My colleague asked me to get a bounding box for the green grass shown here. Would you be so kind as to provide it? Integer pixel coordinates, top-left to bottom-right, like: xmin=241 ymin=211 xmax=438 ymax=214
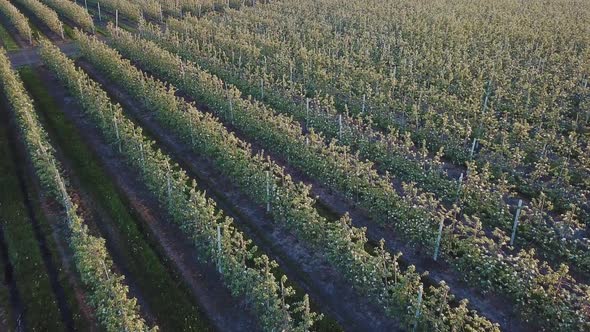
xmin=62 ymin=24 xmax=75 ymax=39
xmin=0 ymin=24 xmax=18 ymax=51
xmin=0 ymin=99 xmax=64 ymax=331
xmin=19 ymin=67 xmax=212 ymax=332
xmin=0 ymin=177 xmax=14 ymax=332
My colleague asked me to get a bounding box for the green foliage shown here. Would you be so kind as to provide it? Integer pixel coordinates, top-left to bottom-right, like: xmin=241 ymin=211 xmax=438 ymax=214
xmin=82 ymin=26 xmax=500 ymax=331
xmin=107 ymin=24 xmax=590 ymax=330
xmin=0 ymin=44 xmax=154 ymax=332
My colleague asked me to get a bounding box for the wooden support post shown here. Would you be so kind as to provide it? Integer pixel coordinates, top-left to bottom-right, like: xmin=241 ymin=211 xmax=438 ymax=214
xmin=217 ymin=225 xmax=222 ymax=273
xmin=433 ymin=219 xmax=444 ymax=261
xmin=113 ymin=116 xmax=121 ymax=153
xmin=139 ymin=142 xmax=145 ymax=170
xmin=455 ymin=172 xmax=464 ymax=202
xmin=59 ymin=22 xmax=64 ymax=39
xmin=97 ymin=2 xmax=101 ymax=21
xmin=305 ymin=98 xmax=310 ymax=128
xmin=167 ymin=170 xmax=172 ymax=204
xmin=101 ymin=260 xmax=110 ymax=281
xmin=229 ymin=98 xmax=233 ymax=124
xmin=338 ymin=114 xmax=343 ymax=141
xmin=510 ymin=199 xmax=523 ymax=246
xmin=78 ymin=79 xmax=84 ymax=101
xmin=469 ymin=138 xmax=477 ymax=159
xmin=412 ymin=285 xmax=424 ymax=332
xmin=189 ymin=111 xmax=195 ymax=146
xmin=362 ymin=94 xmax=366 ymax=113
xmin=266 ymin=171 xmax=271 ymax=212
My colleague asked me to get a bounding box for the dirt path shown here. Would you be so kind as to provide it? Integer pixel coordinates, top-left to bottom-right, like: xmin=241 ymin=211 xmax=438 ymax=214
xmin=77 ymin=59 xmax=402 ymax=331
xmin=7 ymin=41 xmax=77 ymax=67
xmin=0 ymin=224 xmax=24 ymax=332
xmin=0 ymin=103 xmax=24 ymax=332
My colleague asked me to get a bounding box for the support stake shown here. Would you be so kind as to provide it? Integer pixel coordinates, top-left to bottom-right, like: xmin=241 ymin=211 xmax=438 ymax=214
xmin=510 ymin=199 xmax=523 ymax=246
xmin=412 ymin=285 xmax=424 ymax=332
xmin=433 ymin=219 xmax=444 ymax=261
xmin=469 ymin=138 xmax=477 ymax=159
xmin=217 ymin=225 xmax=222 ymax=273
xmin=97 ymin=2 xmax=101 ymax=21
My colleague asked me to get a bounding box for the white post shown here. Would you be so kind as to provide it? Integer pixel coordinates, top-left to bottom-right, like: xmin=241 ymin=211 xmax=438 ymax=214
xmin=469 ymin=138 xmax=477 ymax=159
xmin=266 ymin=171 xmax=271 ymax=212
xmin=97 ymin=2 xmax=101 ymax=21
xmin=412 ymin=285 xmax=424 ymax=332
xmin=101 ymin=260 xmax=110 ymax=280
xmin=229 ymin=98 xmax=233 ymax=124
xmin=139 ymin=142 xmax=145 ymax=171
xmin=338 ymin=114 xmax=343 ymax=141
xmin=59 ymin=21 xmax=64 ymax=39
xmin=84 ymin=0 xmax=88 ymax=11
xmin=510 ymin=199 xmax=523 ymax=246
xmin=216 ymin=225 xmax=222 ymax=273
xmin=78 ymin=79 xmax=84 ymax=102
xmin=482 ymin=81 xmax=491 ymax=114
xmin=167 ymin=170 xmax=172 ymax=204
xmin=455 ymin=172 xmax=464 ymax=201
xmin=305 ymin=98 xmax=310 ymax=128
xmin=189 ymin=111 xmax=195 ymax=146
xmin=53 ymin=160 xmax=70 ymax=223
xmin=113 ymin=116 xmax=121 ymax=153
xmin=433 ymin=219 xmax=444 ymax=261
xmin=115 ymin=9 xmax=119 ymax=30
xmin=362 ymin=94 xmax=366 ymax=113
